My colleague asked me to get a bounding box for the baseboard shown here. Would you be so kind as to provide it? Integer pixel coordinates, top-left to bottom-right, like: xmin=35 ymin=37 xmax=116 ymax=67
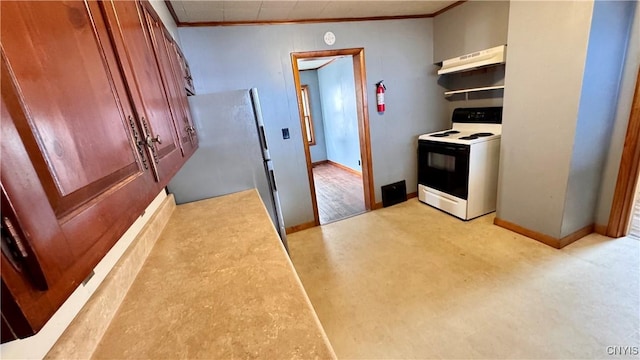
xmin=594 ymin=224 xmax=607 ymax=235
xmin=311 ymin=160 xmax=328 ymax=167
xmin=326 ymin=160 xmax=362 ymax=177
xmin=407 ymin=192 xmax=417 ymax=199
xmin=494 ymin=217 xmax=593 ymax=249
xmin=285 ymin=220 xmax=317 ymax=234
xmin=558 ymin=224 xmax=594 ymax=248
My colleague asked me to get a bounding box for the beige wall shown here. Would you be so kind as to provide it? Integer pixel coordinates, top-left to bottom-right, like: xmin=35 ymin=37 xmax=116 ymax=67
xmin=498 ymin=0 xmax=593 ymax=239
xmin=433 ymin=1 xmax=509 ymax=63
xmin=497 ymin=0 xmax=636 ymax=239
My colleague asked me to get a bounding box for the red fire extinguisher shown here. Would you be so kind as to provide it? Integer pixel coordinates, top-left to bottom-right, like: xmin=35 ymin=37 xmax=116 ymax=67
xmin=376 ymin=80 xmax=386 ymax=113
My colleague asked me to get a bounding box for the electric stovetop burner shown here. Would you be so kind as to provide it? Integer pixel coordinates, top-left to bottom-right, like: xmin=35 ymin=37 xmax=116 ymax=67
xmin=458 ymin=132 xmax=495 ymax=141
xmin=430 ymin=130 xmax=460 ymax=137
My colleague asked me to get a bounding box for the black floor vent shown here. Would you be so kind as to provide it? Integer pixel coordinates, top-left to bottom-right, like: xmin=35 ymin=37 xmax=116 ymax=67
xmin=381 ymin=180 xmax=407 ymax=207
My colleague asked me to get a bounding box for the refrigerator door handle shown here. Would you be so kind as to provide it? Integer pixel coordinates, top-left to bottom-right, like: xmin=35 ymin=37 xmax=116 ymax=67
xmin=269 ymin=169 xmax=277 ymax=192
xmin=259 ymin=125 xmax=268 ymax=151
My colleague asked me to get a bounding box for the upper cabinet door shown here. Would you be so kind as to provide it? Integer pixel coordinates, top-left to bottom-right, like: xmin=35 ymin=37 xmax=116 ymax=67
xmin=175 ymin=44 xmax=196 ymax=96
xmin=100 ymin=0 xmax=183 ymax=182
xmin=167 ymin=39 xmax=199 ymax=153
xmin=1 ymin=0 xmax=158 ymax=333
xmin=1 ymin=1 xmax=149 ymax=217
xmin=140 ymin=1 xmax=198 ymax=155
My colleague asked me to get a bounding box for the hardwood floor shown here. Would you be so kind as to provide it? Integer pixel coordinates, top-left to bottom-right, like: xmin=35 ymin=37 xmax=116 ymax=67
xmin=313 ymin=162 xmax=365 ymax=224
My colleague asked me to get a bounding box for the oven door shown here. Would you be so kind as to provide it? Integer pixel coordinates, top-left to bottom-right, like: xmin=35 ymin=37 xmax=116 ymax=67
xmin=418 ymin=140 xmax=470 ymax=199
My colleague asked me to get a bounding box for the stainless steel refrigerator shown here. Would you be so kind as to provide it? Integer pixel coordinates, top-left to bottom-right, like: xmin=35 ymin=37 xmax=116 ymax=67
xmin=167 ymin=89 xmax=287 ymax=250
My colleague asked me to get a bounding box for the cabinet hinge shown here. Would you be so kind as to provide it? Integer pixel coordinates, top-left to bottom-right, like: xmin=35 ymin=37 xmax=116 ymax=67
xmin=1 ymin=216 xmax=28 ymax=261
xmin=0 ymin=190 xmax=48 ymax=291
xmin=129 ymin=116 xmax=148 ymax=170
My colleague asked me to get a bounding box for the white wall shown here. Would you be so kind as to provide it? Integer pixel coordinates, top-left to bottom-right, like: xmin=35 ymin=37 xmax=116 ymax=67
xmin=178 ymin=19 xmax=447 ymax=227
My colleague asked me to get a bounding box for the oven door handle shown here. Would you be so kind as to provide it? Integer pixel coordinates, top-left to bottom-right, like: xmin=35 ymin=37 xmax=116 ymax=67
xmin=427 ymin=145 xmax=467 ymax=154
xmin=442 ymin=146 xmax=462 ymax=152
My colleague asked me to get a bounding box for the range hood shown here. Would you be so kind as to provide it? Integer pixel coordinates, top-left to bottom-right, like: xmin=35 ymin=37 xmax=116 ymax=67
xmin=438 ymin=45 xmax=507 ymax=75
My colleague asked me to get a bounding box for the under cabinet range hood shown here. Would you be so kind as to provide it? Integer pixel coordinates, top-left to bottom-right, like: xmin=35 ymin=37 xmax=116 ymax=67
xmin=438 ymin=45 xmax=506 ymax=75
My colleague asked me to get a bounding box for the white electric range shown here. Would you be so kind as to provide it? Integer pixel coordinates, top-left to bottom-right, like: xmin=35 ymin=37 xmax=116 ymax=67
xmin=417 ymin=107 xmax=502 ymax=220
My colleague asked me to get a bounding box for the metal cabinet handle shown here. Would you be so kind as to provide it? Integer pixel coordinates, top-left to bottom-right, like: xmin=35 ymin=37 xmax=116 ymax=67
xmin=139 ymin=117 xmax=160 ymax=166
xmin=129 ymin=116 xmax=149 ymax=170
xmin=143 ymin=134 xmax=161 ymax=148
xmin=150 ymin=134 xmax=162 ymax=145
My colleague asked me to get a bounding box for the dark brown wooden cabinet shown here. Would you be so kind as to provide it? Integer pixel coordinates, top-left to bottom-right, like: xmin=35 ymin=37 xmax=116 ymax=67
xmin=0 ymin=0 xmax=196 ymax=342
xmin=100 ymin=0 xmax=185 ymax=182
xmin=140 ymin=1 xmax=198 ymax=156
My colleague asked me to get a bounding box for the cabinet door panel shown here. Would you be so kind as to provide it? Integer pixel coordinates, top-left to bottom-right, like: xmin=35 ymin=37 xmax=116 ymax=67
xmin=167 ymin=35 xmax=199 ymax=151
xmin=145 ymin=4 xmax=198 ymax=155
xmin=1 ymin=1 xmax=145 ymax=217
xmin=100 ymin=0 xmax=183 ymax=182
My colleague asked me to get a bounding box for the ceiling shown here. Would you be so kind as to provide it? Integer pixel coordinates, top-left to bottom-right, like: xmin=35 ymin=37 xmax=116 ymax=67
xmin=168 ymin=1 xmax=461 ymax=24
xmin=297 ymin=56 xmax=342 ymax=71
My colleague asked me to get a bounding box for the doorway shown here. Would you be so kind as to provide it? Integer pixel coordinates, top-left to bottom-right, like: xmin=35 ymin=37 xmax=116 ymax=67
xmin=291 ymin=48 xmax=374 ymax=227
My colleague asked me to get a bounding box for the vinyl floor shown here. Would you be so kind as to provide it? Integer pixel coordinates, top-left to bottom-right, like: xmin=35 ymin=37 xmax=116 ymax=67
xmin=289 ymin=199 xmax=640 ymax=359
xmin=312 ymin=163 xmax=365 ymax=225
xmin=630 ymin=192 xmax=640 ymax=239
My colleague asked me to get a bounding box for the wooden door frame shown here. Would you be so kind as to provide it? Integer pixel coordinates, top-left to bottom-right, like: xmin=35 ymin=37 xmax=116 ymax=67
xmin=607 ymin=69 xmax=640 ymax=237
xmin=291 ymin=48 xmax=374 ymax=227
